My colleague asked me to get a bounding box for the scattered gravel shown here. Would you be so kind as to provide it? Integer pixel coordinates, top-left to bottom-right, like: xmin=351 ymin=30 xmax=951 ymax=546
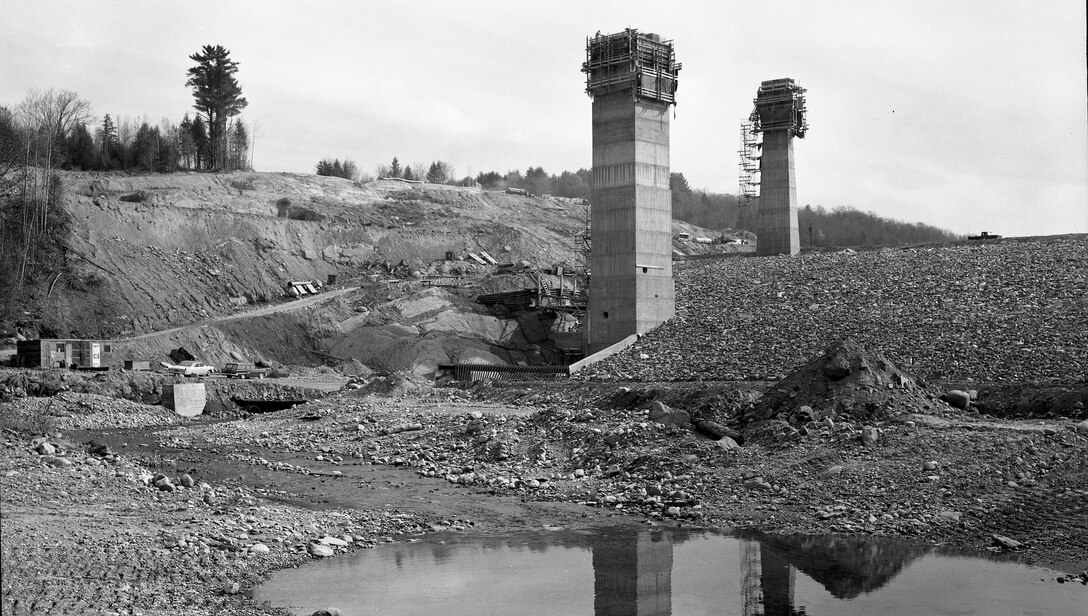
xmin=583 ymin=238 xmax=1088 ymax=383
xmin=4 ymin=237 xmax=1087 ymax=614
xmin=1 ymin=391 xmax=184 ymax=431
xmin=0 ymin=428 xmax=430 ymax=616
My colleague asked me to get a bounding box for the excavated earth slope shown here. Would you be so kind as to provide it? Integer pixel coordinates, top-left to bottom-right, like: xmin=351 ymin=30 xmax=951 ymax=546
xmin=52 ymin=172 xmax=588 ymax=338
xmin=35 ymin=171 xmax=740 ymax=373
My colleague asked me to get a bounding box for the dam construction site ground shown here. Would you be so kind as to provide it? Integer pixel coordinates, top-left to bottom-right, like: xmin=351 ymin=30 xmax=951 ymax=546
xmin=1 ymin=365 xmax=1086 ymax=615
xmin=1 ymin=172 xmax=1086 ymax=614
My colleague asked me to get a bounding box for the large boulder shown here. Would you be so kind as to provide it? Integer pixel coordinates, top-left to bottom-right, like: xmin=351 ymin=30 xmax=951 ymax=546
xmin=308 ymin=543 xmax=335 ymax=558
xmin=648 ymin=401 xmax=691 ymax=426
xmin=694 ymin=420 xmax=744 ymax=445
xmin=941 ymin=390 xmax=971 ymax=410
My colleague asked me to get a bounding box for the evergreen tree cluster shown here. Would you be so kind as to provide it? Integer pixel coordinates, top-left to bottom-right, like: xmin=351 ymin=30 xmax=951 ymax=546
xmin=10 ymin=44 xmax=255 ymax=174
xmin=369 ymin=157 xmax=473 ymax=186
xmin=472 ymin=166 xmax=592 ymax=199
xmin=315 ymin=158 xmax=359 ymax=180
xmin=56 ymin=113 xmax=250 ymax=173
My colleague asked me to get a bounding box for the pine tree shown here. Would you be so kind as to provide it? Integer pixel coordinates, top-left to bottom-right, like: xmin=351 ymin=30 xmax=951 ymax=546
xmin=133 ymin=122 xmax=157 ymax=171
xmin=341 ymin=160 xmax=358 ymax=180
xmin=186 ymin=45 xmax=248 ymax=170
xmin=190 ymin=115 xmax=208 ymax=170
xmin=98 ymin=114 xmax=118 ymax=170
xmin=230 ymin=120 xmax=248 ymax=170
xmin=157 ymin=119 xmax=179 ymax=172
xmin=390 ymin=157 xmax=401 ymax=178
xmin=66 ymin=123 xmax=96 ymax=170
xmin=426 ymin=161 xmax=447 ymax=184
xmin=179 ymin=114 xmax=195 ymax=170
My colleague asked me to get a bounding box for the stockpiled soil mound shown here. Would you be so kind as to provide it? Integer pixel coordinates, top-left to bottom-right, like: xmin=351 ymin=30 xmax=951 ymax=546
xmin=583 ymin=237 xmax=1088 ymax=384
xmin=746 ymin=338 xmax=932 ymax=426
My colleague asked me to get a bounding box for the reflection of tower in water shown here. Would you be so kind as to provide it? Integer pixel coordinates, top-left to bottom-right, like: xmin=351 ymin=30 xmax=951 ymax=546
xmin=590 ymin=530 xmax=808 ymax=616
xmin=593 ymin=530 xmax=673 ymax=616
xmin=741 ymin=538 xmax=807 ymax=616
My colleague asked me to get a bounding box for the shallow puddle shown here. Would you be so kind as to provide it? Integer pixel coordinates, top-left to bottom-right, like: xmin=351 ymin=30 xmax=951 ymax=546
xmin=254 ymin=526 xmax=1084 ymax=615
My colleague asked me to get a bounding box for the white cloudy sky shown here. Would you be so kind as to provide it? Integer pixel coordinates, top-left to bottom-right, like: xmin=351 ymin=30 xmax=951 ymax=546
xmin=3 ymin=0 xmax=1085 ymax=236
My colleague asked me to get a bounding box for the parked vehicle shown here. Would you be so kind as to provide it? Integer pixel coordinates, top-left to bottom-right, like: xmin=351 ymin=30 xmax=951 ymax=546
xmin=222 ymin=362 xmax=269 ymax=379
xmin=165 ymin=361 xmax=215 ymax=377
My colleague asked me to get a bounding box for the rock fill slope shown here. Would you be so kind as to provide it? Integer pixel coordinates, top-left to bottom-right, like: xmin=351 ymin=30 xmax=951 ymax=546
xmin=582 ymin=237 xmax=1088 ymax=384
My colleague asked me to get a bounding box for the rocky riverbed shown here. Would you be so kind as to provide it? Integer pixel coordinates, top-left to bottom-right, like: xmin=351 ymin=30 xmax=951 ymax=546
xmin=2 ymin=356 xmax=1086 ymax=615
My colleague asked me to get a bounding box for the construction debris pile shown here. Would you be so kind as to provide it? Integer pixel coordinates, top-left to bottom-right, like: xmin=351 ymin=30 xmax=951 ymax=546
xmin=741 ymin=338 xmax=930 ymax=427
xmin=581 ymin=238 xmax=1088 ymax=383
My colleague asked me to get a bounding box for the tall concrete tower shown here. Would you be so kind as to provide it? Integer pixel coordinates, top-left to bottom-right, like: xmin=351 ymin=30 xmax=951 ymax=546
xmin=750 ymin=78 xmax=808 ymax=256
xmin=582 ymin=29 xmax=681 ymax=353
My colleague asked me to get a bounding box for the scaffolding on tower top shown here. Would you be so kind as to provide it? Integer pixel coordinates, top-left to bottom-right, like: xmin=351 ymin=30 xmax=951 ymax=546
xmin=749 ymin=78 xmax=808 ymax=138
xmin=583 ymin=29 xmax=681 ymax=104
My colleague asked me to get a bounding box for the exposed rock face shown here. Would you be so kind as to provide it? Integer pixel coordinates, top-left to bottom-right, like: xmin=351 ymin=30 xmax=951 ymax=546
xmin=51 ymin=173 xmax=588 ymax=339
xmin=326 ymin=287 xmax=536 ymax=377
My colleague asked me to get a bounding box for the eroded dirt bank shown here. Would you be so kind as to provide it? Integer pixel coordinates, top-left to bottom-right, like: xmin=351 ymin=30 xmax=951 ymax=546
xmin=2 ymin=372 xmax=1086 ymax=615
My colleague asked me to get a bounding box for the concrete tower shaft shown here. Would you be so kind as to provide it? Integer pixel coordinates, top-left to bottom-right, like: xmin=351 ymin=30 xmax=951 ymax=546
xmin=757 ymin=129 xmax=800 ymax=256
xmin=583 ymin=29 xmax=680 ymax=353
xmin=751 ymin=78 xmax=807 ymax=257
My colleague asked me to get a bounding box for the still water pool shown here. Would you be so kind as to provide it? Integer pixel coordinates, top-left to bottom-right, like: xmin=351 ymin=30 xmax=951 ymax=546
xmin=254 ymin=526 xmax=1084 ymax=615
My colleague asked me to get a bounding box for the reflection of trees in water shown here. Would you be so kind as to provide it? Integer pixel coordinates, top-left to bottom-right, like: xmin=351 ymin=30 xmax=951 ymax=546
xmin=749 ymin=531 xmax=929 ymax=600
xmin=381 ymin=532 xmax=581 ymax=567
xmin=429 ymin=541 xmax=453 ymax=565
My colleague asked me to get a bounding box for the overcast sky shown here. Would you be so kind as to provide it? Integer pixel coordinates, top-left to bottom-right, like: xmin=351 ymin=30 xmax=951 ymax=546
xmin=3 ymin=0 xmax=1086 ymax=236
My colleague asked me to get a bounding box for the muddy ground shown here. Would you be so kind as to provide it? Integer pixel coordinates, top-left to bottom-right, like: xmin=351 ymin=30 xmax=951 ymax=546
xmin=1 ymin=370 xmax=1086 ymax=615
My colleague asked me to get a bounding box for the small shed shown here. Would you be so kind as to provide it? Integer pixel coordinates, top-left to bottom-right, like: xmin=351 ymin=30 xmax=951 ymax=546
xmin=16 ymin=339 xmax=115 ymax=369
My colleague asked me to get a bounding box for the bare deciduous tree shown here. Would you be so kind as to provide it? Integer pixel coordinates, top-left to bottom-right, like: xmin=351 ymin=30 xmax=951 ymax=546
xmin=2 ymin=90 xmax=86 ymax=324
xmin=18 ymin=89 xmax=93 ymax=153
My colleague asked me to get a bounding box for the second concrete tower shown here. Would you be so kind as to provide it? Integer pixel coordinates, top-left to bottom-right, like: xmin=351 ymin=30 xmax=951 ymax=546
xmin=751 ymin=78 xmax=808 ymax=256
xmin=582 ymin=29 xmax=681 ymax=353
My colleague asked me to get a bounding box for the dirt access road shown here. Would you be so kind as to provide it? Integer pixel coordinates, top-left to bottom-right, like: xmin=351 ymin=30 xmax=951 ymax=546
xmin=124 ymin=286 xmax=360 ymax=344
